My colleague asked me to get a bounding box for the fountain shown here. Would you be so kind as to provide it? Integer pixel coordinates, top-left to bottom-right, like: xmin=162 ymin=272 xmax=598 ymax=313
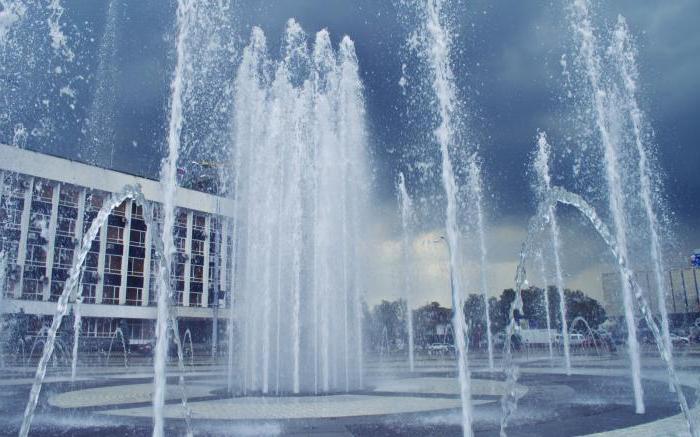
xmin=1 ymin=1 xmax=698 ymax=436
xmin=466 ymin=156 xmax=495 ymax=371
xmin=419 ymin=0 xmax=474 ymax=434
xmin=569 ymin=316 xmax=600 ymax=356
xmin=18 ymin=187 xmax=140 ymax=437
xmin=535 ymin=250 xmax=554 ymax=360
xmin=570 ymin=0 xmax=644 ymax=413
xmin=609 ymin=13 xmax=675 ymax=389
xmin=183 ymin=328 xmax=194 ymax=367
xmin=105 ymin=327 xmax=128 ymax=368
xmin=533 ymin=132 xmax=571 ymax=375
xmin=229 ymin=20 xmax=367 ymax=395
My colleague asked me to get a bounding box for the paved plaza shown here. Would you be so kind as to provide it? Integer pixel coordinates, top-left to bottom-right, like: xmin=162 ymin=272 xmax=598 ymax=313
xmin=1 ymin=349 xmax=699 ymax=436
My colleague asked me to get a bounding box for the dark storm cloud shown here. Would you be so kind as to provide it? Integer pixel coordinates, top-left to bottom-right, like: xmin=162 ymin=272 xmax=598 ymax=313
xmin=2 ymin=0 xmax=698 ymax=298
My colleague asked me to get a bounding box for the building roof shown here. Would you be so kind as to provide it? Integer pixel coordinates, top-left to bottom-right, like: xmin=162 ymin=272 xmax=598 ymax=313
xmin=0 ymin=143 xmax=234 ymax=216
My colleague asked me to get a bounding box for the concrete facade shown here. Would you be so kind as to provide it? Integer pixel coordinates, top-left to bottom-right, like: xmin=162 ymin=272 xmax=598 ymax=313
xmin=0 ymin=144 xmax=234 ymax=344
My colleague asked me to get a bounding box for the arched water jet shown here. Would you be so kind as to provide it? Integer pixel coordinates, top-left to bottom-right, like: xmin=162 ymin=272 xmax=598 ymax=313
xmin=499 ymin=185 xmax=698 ymax=437
xmin=19 ymin=186 xmax=144 ymax=437
xmin=569 ymin=316 xmax=600 ymax=356
xmin=106 ymin=327 xmax=128 ymax=368
xmin=19 ymin=184 xmax=193 ymax=437
xmin=183 ymin=328 xmax=194 ymax=367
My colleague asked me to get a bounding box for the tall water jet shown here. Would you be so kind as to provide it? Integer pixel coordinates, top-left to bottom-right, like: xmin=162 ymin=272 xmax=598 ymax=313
xmin=153 ymin=0 xmax=193 ymax=434
xmin=421 ymin=0 xmax=473 ymax=434
xmin=609 ymin=14 xmax=674 ymax=388
xmin=466 ymin=156 xmax=494 ymax=371
xmin=231 ymin=20 xmax=367 ymax=395
xmin=0 ymin=0 xmax=26 ymax=45
xmin=570 ymin=0 xmax=643 ymax=413
xmin=536 ymin=250 xmax=554 ymax=360
xmin=397 ymin=172 xmax=415 ymax=372
xmin=533 ymin=132 xmax=570 ymax=374
xmin=83 ymin=0 xmax=118 ymax=166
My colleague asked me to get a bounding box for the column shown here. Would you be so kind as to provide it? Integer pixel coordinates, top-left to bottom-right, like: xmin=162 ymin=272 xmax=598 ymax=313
xmin=15 ymin=176 xmax=33 ymax=298
xmin=95 ymin=211 xmax=108 ymax=304
xmin=219 ymin=217 xmax=228 ymax=302
xmin=201 ymin=215 xmax=211 ymax=308
xmin=43 ymin=183 xmax=60 ymax=301
xmin=142 ymin=203 xmax=153 ymax=307
xmin=71 ymin=188 xmax=86 ymax=301
xmin=183 ymin=211 xmax=193 ymax=307
xmin=118 ymin=199 xmax=132 ymax=305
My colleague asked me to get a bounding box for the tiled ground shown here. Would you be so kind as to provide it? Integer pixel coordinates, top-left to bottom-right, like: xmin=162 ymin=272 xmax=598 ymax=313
xmin=4 ymin=348 xmax=699 ymax=436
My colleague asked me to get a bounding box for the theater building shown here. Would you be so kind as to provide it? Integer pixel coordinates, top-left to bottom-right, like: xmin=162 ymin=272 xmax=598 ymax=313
xmin=0 ymin=143 xmax=234 ymax=351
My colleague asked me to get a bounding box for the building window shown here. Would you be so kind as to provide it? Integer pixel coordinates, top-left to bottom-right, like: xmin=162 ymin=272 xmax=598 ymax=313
xmin=175 ymin=236 xmax=186 ymax=252
xmin=50 ymin=280 xmax=65 ymax=302
xmin=84 ymin=251 xmax=99 ymax=272
xmin=191 ymin=239 xmax=204 ymax=255
xmin=105 ymin=254 xmax=122 ymax=274
xmin=128 ymin=257 xmax=144 ymax=276
xmin=29 ymin=213 xmax=50 ymax=233
xmin=176 ymin=211 xmax=187 ymax=227
xmin=193 ymin=214 xmax=206 ymax=231
xmin=26 ymin=243 xmax=47 ymax=266
xmin=190 ymin=291 xmax=202 ymax=307
xmin=125 ymin=287 xmax=142 ymax=305
xmin=102 ymin=285 xmax=119 ymax=304
xmin=173 ymin=262 xmax=186 ymax=280
xmin=191 ymin=265 xmax=204 ymax=283
xmin=1 ymin=202 xmax=23 ymax=229
xmin=107 ymin=225 xmax=124 ymax=244
xmin=56 ymin=216 xmax=76 ymax=236
xmin=6 ymin=175 xmax=30 ymax=197
xmin=22 ymin=278 xmax=42 ymax=300
xmin=59 ymin=186 xmax=80 ymax=207
xmin=112 ymin=201 xmax=127 ymax=217
xmin=130 ymin=229 xmax=146 ymax=247
xmin=87 ymin=193 xmax=104 ymax=212
xmin=54 ymin=247 xmax=74 ymax=268
xmin=32 ymin=181 xmax=53 ymax=203
xmin=132 ymin=204 xmax=144 ymax=220
xmin=5 ymin=240 xmax=20 ymax=263
xmin=81 ymin=283 xmax=96 ymax=304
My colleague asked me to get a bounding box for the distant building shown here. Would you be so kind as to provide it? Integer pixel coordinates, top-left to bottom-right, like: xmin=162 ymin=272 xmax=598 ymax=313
xmin=602 ymin=267 xmax=700 ymax=318
xmin=0 ymin=144 xmax=234 ymax=348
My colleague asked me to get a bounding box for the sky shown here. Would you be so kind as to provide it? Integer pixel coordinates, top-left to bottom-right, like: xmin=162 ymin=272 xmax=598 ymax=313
xmin=1 ymin=0 xmax=698 ymax=308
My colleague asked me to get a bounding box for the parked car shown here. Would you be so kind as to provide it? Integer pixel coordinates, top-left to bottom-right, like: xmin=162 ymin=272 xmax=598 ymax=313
xmin=669 ymin=333 xmax=690 ymax=346
xmin=427 ymin=343 xmax=455 ymax=355
xmin=554 ymin=333 xmax=585 ymax=346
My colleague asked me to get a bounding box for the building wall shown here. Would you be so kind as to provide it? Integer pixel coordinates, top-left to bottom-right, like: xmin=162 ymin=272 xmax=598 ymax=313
xmin=0 ymin=145 xmax=235 ymax=335
xmin=602 ymin=267 xmax=700 ymax=317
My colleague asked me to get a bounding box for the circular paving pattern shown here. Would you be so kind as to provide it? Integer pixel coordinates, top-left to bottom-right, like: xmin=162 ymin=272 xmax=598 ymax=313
xmin=1 ymin=355 xmax=698 ymax=436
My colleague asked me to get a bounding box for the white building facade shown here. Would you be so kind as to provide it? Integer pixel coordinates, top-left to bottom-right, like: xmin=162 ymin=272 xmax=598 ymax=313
xmin=0 ymin=144 xmax=234 ymax=347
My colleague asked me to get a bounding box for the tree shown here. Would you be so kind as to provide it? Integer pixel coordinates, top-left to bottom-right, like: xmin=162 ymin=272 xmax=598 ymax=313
xmin=491 ymin=286 xmax=606 ymax=332
xmin=414 ymin=301 xmax=451 ymax=346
